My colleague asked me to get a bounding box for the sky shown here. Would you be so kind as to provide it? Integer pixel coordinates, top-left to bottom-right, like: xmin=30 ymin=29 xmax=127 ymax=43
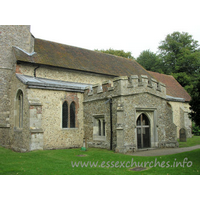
xmin=2 ymin=0 xmax=200 ymax=58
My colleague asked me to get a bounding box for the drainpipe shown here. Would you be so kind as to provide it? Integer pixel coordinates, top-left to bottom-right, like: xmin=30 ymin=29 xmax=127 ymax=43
xmin=34 ymin=65 xmax=40 ymax=77
xmin=109 ymin=98 xmax=113 ymax=150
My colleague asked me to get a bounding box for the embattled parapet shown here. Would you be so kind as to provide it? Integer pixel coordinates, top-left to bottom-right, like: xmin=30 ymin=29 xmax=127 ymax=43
xmin=84 ymin=75 xmax=166 ymax=101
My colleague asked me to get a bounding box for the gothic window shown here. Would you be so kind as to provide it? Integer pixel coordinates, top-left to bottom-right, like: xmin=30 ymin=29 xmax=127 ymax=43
xmin=62 ymin=101 xmax=68 ymax=128
xmin=15 ymin=90 xmax=23 ymax=128
xmin=98 ymin=119 xmax=101 ymax=136
xmin=70 ymin=101 xmax=76 ymax=128
xmin=62 ymin=101 xmax=76 ymax=128
xmin=98 ymin=118 xmax=105 ymax=136
xmin=93 ymin=115 xmax=106 ymax=140
xmin=103 ymin=119 xmax=106 ymax=136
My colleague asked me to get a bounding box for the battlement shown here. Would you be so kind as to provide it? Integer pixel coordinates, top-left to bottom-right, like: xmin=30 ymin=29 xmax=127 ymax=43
xmin=84 ymin=75 xmax=166 ymax=101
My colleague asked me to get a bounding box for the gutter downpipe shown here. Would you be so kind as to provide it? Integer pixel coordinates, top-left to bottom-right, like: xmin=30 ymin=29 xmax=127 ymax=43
xmin=109 ymin=98 xmax=113 ymax=150
xmin=34 ymin=65 xmax=40 ymax=77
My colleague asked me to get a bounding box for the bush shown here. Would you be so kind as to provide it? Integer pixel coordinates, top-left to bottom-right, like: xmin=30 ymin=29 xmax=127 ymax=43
xmin=192 ymin=123 xmax=200 ymax=136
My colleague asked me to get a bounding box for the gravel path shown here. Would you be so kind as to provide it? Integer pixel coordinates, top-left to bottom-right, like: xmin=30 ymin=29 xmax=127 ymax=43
xmin=127 ymin=145 xmax=200 ymax=156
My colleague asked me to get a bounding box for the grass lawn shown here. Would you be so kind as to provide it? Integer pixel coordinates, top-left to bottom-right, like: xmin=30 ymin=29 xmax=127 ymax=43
xmin=178 ymin=136 xmax=200 ymax=147
xmin=0 ymin=145 xmax=199 ymax=175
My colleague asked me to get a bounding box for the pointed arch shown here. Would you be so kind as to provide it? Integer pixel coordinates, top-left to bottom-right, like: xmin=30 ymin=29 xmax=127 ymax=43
xmin=62 ymin=101 xmax=68 ymax=128
xmin=15 ymin=89 xmax=23 ymax=128
xmin=136 ymin=113 xmax=150 ymax=126
xmin=136 ymin=113 xmax=150 ymax=148
xmin=70 ymin=101 xmax=76 ymax=128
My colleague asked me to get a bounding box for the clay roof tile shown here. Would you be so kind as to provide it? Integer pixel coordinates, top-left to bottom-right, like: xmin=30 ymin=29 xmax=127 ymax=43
xmin=148 ymin=71 xmax=191 ymax=102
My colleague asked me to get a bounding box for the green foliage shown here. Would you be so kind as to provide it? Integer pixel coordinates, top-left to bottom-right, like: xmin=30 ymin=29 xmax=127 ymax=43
xmin=172 ymin=72 xmax=192 ymax=87
xmin=95 ymin=48 xmax=135 ymax=59
xmin=135 ymin=32 xmax=200 ymax=96
xmin=192 ymin=123 xmax=200 ymax=136
xmin=136 ymin=50 xmax=163 ymax=73
xmin=189 ymin=78 xmax=200 ymax=127
xmin=158 ymin=31 xmax=200 ymax=75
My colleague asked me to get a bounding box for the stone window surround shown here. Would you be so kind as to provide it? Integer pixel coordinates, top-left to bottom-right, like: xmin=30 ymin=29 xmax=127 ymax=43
xmin=61 ymin=99 xmax=78 ymax=129
xmin=93 ymin=114 xmax=106 ymax=141
xmin=98 ymin=118 xmax=105 ymax=136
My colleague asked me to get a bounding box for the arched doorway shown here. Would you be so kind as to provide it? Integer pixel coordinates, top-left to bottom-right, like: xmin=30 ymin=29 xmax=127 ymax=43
xmin=136 ymin=113 xmax=150 ymax=149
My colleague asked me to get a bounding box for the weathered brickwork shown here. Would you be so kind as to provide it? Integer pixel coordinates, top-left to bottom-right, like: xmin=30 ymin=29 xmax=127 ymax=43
xmin=84 ymin=76 xmax=178 ymax=153
xmin=27 ymin=88 xmax=84 ymax=150
xmin=6 ymin=74 xmax=85 ymax=151
xmin=83 ymin=98 xmax=117 ymax=150
xmin=29 ymin=103 xmax=43 ymax=151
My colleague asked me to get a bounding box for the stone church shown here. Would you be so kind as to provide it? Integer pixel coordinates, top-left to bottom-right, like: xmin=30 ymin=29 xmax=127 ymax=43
xmin=0 ymin=25 xmax=192 ymax=153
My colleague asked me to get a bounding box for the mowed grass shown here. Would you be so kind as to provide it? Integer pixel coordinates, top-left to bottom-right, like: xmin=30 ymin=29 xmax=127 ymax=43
xmin=178 ymin=136 xmax=200 ymax=148
xmin=0 ymin=146 xmax=200 ymax=175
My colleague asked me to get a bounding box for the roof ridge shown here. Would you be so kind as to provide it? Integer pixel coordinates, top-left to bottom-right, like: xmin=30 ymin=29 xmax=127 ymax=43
xmin=35 ymin=38 xmax=94 ymax=52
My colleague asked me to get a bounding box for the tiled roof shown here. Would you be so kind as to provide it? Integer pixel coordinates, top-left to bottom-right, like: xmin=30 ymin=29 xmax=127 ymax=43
xmin=148 ymin=71 xmax=191 ymax=102
xmin=13 ymin=38 xmax=191 ymax=101
xmin=13 ymin=38 xmax=153 ymax=78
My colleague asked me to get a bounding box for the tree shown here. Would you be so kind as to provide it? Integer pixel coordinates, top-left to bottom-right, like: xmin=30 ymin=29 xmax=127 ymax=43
xmin=136 ymin=50 xmax=163 ymax=73
xmin=95 ymin=48 xmax=134 ymax=59
xmin=189 ymin=78 xmax=200 ymax=127
xmin=158 ymin=32 xmax=200 ymax=75
xmin=158 ymin=32 xmax=200 ymax=94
